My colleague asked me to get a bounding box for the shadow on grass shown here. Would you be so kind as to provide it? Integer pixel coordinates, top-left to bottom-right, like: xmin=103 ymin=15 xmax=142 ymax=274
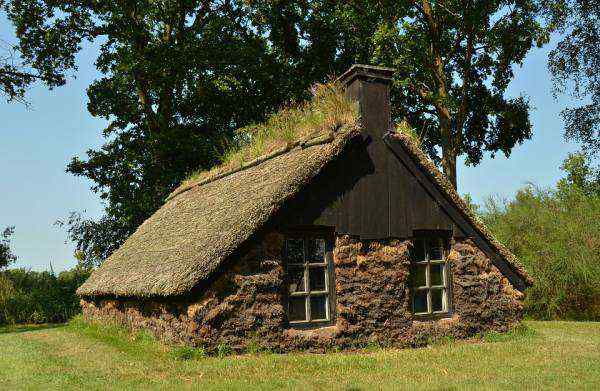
xmin=0 ymin=323 xmax=66 ymax=335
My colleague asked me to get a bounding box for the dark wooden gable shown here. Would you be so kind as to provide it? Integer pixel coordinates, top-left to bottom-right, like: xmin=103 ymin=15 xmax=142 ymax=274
xmin=276 ymin=133 xmax=459 ymax=239
xmin=275 ymin=65 xmax=460 ymax=239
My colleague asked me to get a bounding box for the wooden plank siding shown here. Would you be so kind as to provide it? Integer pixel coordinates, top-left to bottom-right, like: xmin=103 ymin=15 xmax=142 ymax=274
xmin=276 ymin=136 xmax=457 ymax=240
xmin=271 ymin=65 xmax=527 ymax=291
xmin=275 ymin=65 xmax=457 ymax=240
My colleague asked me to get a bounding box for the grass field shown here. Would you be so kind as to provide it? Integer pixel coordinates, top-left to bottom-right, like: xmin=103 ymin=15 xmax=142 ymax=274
xmin=0 ymin=320 xmax=599 ymax=390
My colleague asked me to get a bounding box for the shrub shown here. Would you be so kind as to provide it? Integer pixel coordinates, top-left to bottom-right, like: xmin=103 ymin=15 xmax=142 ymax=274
xmin=481 ymin=155 xmax=600 ymax=320
xmin=0 ymin=266 xmax=90 ymax=325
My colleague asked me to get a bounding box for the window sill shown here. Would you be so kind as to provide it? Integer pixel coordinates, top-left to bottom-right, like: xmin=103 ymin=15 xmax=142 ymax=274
xmin=284 ymin=324 xmax=338 ymax=339
xmin=412 ymin=312 xmax=454 ymax=322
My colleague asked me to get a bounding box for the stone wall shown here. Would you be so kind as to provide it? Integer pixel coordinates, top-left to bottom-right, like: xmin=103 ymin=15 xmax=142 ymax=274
xmin=81 ymin=233 xmax=523 ymax=354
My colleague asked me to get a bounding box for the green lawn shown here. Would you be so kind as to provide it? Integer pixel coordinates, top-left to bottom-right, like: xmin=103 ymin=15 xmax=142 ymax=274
xmin=0 ymin=320 xmax=599 ymax=390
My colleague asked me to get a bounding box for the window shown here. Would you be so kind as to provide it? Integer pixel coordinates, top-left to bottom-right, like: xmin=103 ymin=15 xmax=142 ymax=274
xmin=410 ymin=235 xmax=451 ymax=317
xmin=284 ymin=234 xmax=335 ymax=326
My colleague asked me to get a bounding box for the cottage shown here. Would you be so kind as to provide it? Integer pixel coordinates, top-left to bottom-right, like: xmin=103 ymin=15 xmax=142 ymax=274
xmin=77 ymin=65 xmax=531 ymax=353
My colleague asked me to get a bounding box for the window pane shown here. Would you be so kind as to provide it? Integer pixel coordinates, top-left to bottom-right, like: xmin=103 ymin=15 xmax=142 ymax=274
xmin=413 ymin=290 xmax=428 ymax=314
xmin=430 ymin=263 xmax=444 ymax=286
xmin=286 ymin=239 xmax=304 ymax=263
xmin=289 ymin=297 xmax=307 ymax=321
xmin=412 ymin=265 xmax=427 ymax=287
xmin=309 ymin=266 xmax=327 ymax=291
xmin=428 ymin=238 xmax=444 ymax=261
xmin=307 ymin=238 xmax=326 ymax=262
xmin=411 ymin=239 xmax=426 ymax=262
xmin=431 ymin=289 xmax=444 ymax=312
xmin=288 ymin=266 xmax=306 ymax=293
xmin=310 ymin=296 xmax=328 ymax=320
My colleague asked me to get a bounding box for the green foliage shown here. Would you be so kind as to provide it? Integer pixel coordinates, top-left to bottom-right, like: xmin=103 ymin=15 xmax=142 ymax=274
xmin=483 ymin=323 xmax=536 ymax=343
xmin=68 ymin=315 xmax=165 ymax=360
xmin=548 ymin=1 xmax=600 ymax=158
xmin=0 ymin=22 xmax=61 ymax=104
xmin=461 ymin=193 xmax=480 ymax=214
xmin=70 ymin=316 xmax=206 ymax=361
xmin=559 ymin=152 xmax=600 ymax=196
xmin=482 ymin=154 xmax=600 ymax=320
xmin=170 ymin=346 xmax=206 ymax=361
xmin=368 ymin=0 xmax=559 ymax=185
xmin=0 ymin=266 xmax=90 ymax=325
xmin=216 ymin=342 xmax=233 ymax=358
xmin=395 ymin=119 xmax=422 ymax=148
xmin=0 ymin=226 xmax=16 ymax=269
xmin=431 ymin=335 xmax=456 ymax=347
xmin=4 ymin=1 xmax=562 ymax=263
xmin=363 ymin=339 xmax=382 ymax=353
xmin=3 ymin=0 xmax=309 ymax=266
xmin=245 ymin=338 xmax=262 ymax=355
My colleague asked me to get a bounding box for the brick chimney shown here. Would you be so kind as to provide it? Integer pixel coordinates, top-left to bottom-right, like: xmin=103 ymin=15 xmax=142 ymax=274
xmin=338 ymin=64 xmax=395 ymax=140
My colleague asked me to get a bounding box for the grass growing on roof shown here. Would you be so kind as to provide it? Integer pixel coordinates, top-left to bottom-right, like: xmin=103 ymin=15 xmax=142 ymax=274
xmin=183 ymin=81 xmax=359 ymax=187
xmin=395 ymin=119 xmax=423 ymax=148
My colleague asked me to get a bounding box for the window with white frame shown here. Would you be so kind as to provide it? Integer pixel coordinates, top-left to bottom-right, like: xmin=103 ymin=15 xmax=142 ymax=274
xmin=410 ymin=235 xmax=451 ymax=316
xmin=284 ymin=234 xmax=334 ymax=325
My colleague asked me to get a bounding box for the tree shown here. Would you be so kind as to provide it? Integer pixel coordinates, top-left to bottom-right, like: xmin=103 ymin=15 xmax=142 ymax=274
xmin=482 ymin=153 xmax=600 ymax=320
xmin=0 ymin=1 xmax=69 ymax=103
xmin=249 ymin=1 xmax=560 ymax=188
xmin=0 ymin=35 xmax=35 ymax=103
xmin=548 ymin=0 xmax=600 ymax=158
xmin=558 ymin=152 xmax=600 ymax=196
xmin=0 ymin=226 xmax=16 ymax=269
xmin=6 ymin=1 xmax=559 ymax=264
xmin=372 ymin=1 xmax=561 ymax=188
xmin=5 ymin=1 xmax=300 ymax=264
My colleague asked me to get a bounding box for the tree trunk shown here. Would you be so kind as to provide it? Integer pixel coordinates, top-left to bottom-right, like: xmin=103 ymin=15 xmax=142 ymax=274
xmin=420 ymin=0 xmax=459 ymax=190
xmin=441 ymin=146 xmax=458 ymax=190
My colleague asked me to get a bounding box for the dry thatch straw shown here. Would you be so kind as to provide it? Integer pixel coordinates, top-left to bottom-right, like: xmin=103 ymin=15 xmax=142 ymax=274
xmin=78 ymin=124 xmax=361 ymax=298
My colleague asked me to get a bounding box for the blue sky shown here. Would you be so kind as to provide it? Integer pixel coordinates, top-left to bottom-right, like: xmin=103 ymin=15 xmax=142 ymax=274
xmin=0 ymin=19 xmax=580 ymax=272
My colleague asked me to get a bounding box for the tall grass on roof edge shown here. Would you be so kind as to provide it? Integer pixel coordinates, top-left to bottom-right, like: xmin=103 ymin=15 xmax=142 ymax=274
xmin=395 ymin=119 xmax=423 ymax=148
xmin=183 ymin=81 xmax=359 ymax=187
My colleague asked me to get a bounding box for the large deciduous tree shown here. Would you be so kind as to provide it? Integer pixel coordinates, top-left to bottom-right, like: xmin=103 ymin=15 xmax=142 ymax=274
xmin=370 ymin=0 xmax=559 ymax=187
xmin=548 ymin=0 xmax=600 ymax=158
xmin=5 ymin=0 xmax=559 ymax=264
xmin=0 ymin=0 xmax=67 ymax=103
xmin=5 ymin=1 xmax=296 ymax=264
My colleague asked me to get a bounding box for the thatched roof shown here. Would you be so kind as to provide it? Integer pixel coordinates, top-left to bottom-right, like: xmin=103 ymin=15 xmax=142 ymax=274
xmin=78 ymin=122 xmax=531 ymax=298
xmin=77 ymin=126 xmax=361 ymax=297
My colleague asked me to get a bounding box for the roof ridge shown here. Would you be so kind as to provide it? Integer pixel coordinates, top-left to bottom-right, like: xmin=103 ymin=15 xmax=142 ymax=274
xmin=166 ymin=130 xmax=338 ymax=202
